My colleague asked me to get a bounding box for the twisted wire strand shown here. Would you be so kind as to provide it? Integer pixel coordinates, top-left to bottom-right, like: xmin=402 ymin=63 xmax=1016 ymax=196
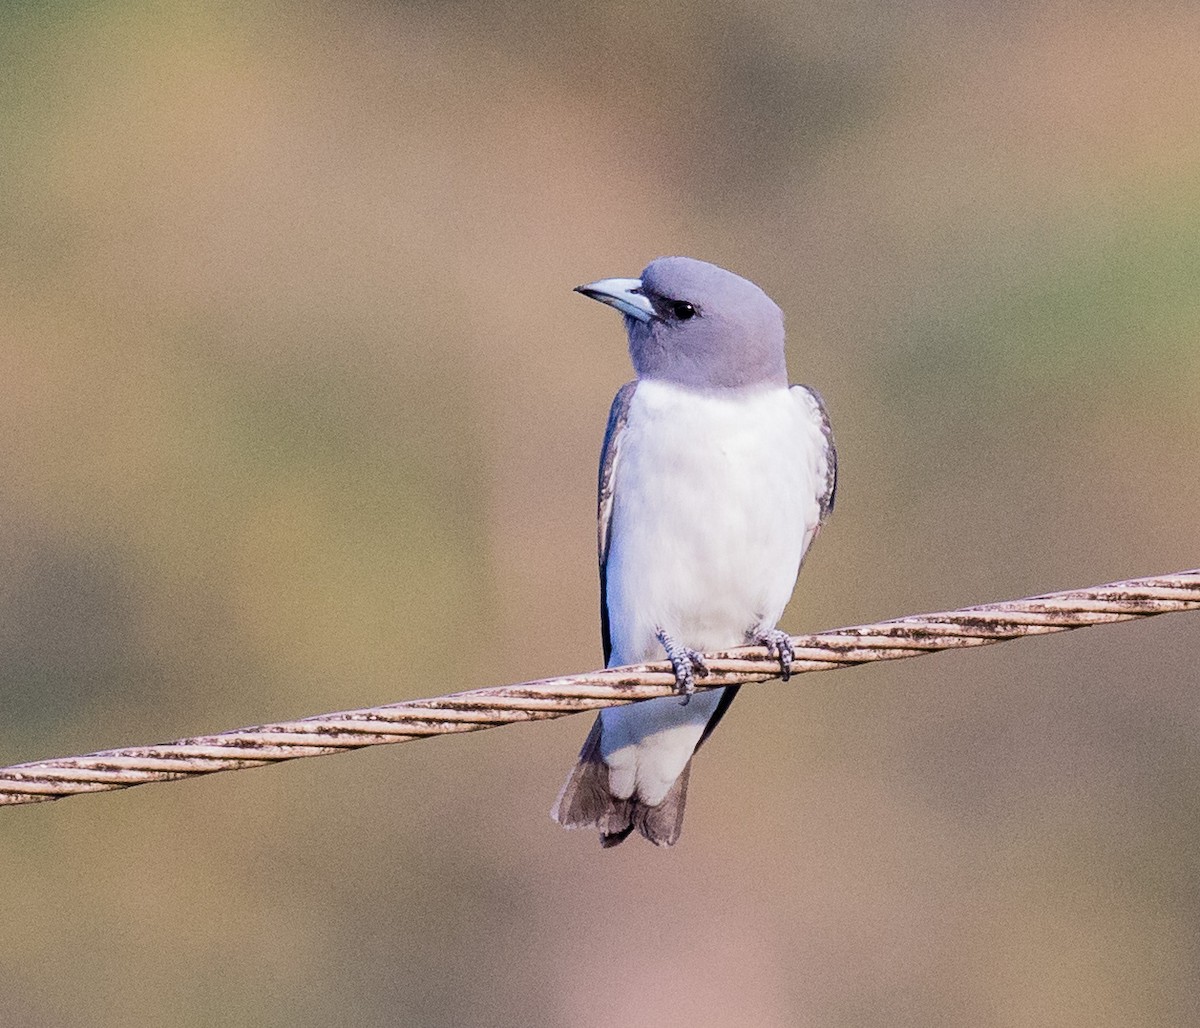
xmin=3 ymin=569 xmax=1197 ymax=807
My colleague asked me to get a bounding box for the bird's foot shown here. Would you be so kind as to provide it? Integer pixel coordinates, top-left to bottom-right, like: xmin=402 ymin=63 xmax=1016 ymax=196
xmin=656 ymin=628 xmax=709 ymax=706
xmin=749 ymin=626 xmax=795 ymax=681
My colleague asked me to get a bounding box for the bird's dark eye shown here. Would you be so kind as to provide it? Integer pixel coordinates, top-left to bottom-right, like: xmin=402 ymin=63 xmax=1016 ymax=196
xmin=672 ymin=301 xmax=697 ymax=320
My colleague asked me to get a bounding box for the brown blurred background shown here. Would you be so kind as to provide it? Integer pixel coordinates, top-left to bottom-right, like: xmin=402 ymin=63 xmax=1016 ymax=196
xmin=2 ymin=1 xmax=1199 ymax=1024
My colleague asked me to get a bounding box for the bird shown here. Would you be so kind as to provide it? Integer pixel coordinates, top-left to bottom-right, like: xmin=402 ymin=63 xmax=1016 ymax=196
xmin=551 ymin=256 xmax=837 ymax=848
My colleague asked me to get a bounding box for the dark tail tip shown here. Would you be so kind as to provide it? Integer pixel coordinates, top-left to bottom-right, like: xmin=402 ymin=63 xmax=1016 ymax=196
xmin=551 ymin=716 xmax=692 ymax=848
xmin=600 ymin=825 xmax=635 ymax=848
xmin=631 ymin=762 xmax=690 ymax=847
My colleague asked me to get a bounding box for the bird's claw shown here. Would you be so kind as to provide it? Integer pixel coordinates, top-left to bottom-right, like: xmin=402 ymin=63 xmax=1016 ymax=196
xmin=751 ymin=627 xmax=795 ymax=681
xmin=656 ymin=629 xmax=709 ymax=706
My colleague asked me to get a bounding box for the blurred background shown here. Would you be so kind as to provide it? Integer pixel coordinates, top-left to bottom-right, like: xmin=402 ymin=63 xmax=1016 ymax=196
xmin=2 ymin=0 xmax=1198 ymax=1024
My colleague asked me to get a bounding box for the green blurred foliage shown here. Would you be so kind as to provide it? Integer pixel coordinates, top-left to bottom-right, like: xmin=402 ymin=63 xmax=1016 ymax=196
xmin=1 ymin=1 xmax=1198 ymax=1025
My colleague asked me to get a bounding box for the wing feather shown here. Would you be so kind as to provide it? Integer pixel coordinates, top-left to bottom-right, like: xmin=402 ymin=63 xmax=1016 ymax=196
xmin=793 ymin=384 xmax=837 ymax=522
xmin=598 ymin=381 xmax=638 ymax=665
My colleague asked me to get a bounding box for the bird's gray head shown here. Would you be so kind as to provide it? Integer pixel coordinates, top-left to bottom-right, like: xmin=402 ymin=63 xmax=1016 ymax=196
xmin=575 ymin=256 xmax=786 ymax=390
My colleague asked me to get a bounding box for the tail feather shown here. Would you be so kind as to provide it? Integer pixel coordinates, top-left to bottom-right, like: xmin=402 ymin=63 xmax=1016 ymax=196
xmin=630 ymin=760 xmax=690 ymax=847
xmin=551 ymin=715 xmax=692 ymax=848
xmin=598 ymin=822 xmax=635 ymax=848
xmin=550 ymin=716 xmax=612 ymax=828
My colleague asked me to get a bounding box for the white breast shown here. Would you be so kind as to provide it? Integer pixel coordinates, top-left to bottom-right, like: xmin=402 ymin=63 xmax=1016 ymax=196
xmin=604 ymin=379 xmax=827 ymax=665
xmin=598 ymin=379 xmax=830 ymax=805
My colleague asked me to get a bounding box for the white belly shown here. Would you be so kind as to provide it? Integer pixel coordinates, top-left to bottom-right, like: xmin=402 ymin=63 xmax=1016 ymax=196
xmin=599 ymin=379 xmax=829 ymax=804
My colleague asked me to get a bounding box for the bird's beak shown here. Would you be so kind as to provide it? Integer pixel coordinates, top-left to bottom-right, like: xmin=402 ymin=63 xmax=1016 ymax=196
xmin=574 ymin=277 xmax=656 ymax=323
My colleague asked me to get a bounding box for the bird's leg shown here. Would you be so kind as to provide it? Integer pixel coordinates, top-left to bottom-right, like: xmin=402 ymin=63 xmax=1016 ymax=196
xmin=749 ymin=625 xmax=795 ymax=681
xmin=655 ymin=628 xmax=709 ymax=706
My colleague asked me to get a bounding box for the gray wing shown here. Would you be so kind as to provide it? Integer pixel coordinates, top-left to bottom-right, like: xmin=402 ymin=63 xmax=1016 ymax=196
xmin=598 ymin=381 xmax=638 ymax=665
xmin=793 ymin=384 xmax=837 ymax=521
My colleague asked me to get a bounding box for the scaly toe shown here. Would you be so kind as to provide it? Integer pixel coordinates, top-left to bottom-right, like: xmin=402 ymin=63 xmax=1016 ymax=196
xmin=657 ymin=630 xmax=710 ymax=705
xmin=683 ymin=647 xmax=709 ymax=679
xmin=753 ymin=628 xmax=795 ymax=681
